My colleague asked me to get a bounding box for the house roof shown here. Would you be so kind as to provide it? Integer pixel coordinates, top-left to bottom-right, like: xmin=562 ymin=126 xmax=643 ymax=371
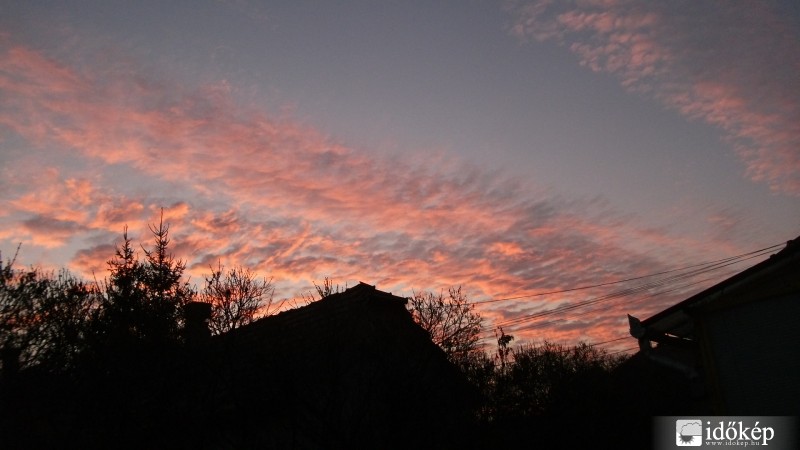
xmin=192 ymin=281 xmax=475 ymax=448
xmin=222 ymin=281 xmax=408 ymax=342
xmin=632 ymin=236 xmax=800 ymax=342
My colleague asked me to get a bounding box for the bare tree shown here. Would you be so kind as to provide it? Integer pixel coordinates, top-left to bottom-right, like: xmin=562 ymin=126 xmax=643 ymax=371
xmin=314 ymin=277 xmax=344 ymax=298
xmin=201 ymin=262 xmax=275 ymax=335
xmin=407 ymin=286 xmax=482 ymax=365
xmin=299 ymin=277 xmax=345 ymax=304
xmin=0 ymin=248 xmax=96 ymax=372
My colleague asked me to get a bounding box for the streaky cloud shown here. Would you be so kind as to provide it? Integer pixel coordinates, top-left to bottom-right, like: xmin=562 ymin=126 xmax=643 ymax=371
xmin=509 ymin=0 xmax=800 ymax=196
xmin=0 ymin=35 xmax=751 ymax=345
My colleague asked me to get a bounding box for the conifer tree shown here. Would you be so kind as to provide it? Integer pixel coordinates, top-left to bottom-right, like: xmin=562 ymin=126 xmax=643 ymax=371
xmin=97 ymin=211 xmax=193 ymax=347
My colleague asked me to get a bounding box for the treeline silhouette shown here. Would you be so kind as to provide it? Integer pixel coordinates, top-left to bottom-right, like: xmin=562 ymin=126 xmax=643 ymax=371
xmin=1 ymin=218 xmax=695 ymax=448
xmin=1 ymin=214 xmax=274 ymax=375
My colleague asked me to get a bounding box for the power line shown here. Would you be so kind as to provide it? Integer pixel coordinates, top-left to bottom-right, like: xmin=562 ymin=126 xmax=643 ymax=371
xmin=497 ymin=272 xmax=730 ymax=334
xmin=473 ymin=242 xmax=784 ymax=305
xmin=607 ymin=346 xmax=640 ymax=356
xmin=585 ymin=336 xmax=629 ymax=347
xmin=488 ymin=246 xmax=777 ymax=330
xmin=472 ymin=241 xmax=787 ymax=351
xmin=488 ymin=246 xmax=776 ymax=326
xmin=478 ymin=336 xmax=633 ymax=355
xmin=538 ymin=336 xmax=632 ymax=354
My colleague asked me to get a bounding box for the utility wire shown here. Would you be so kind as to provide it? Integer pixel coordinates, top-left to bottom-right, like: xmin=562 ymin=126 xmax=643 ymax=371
xmin=493 ymin=260 xmax=759 ymax=330
xmin=473 ymin=242 xmax=784 ymax=305
xmin=607 ymin=346 xmax=639 ymax=356
xmin=500 ymin=272 xmax=731 ymax=334
xmin=486 ymin=245 xmax=778 ymax=330
xmin=584 ymin=336 xmax=629 ymax=347
xmin=539 ymin=336 xmax=632 ymax=354
xmin=473 ymin=241 xmax=786 ymax=351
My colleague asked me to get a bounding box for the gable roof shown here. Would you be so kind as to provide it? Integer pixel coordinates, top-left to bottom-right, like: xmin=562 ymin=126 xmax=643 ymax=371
xmin=191 ymin=281 xmax=475 ymax=448
xmin=222 ymin=281 xmax=408 ymax=342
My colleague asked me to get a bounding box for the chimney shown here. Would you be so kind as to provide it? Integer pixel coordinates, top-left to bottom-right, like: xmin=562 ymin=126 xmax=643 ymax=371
xmin=184 ymin=302 xmax=212 ymax=346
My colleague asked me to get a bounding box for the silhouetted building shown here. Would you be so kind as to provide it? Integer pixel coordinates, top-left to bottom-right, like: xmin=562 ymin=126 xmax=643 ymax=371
xmin=627 ymin=236 xmax=800 ymax=415
xmin=184 ymin=282 xmax=475 ymax=448
xmin=1 ymin=282 xmax=474 ymax=449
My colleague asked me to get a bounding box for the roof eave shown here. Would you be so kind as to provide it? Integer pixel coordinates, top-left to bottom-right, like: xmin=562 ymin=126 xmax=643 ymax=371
xmin=641 ymin=236 xmax=800 ymax=331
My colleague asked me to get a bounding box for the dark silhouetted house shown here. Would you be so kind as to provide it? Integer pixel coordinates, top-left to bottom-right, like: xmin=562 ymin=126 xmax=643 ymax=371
xmin=193 ymin=282 xmax=475 ymax=448
xmin=627 ymin=236 xmax=800 ymax=415
xmin=1 ymin=282 xmax=475 ymax=449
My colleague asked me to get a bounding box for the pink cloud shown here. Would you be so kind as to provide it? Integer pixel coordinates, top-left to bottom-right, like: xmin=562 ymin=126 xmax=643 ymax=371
xmin=8 ymin=171 xmax=94 ymax=226
xmin=72 ymin=243 xmax=117 ymax=277
xmin=509 ymin=1 xmax=800 ymax=195
xmin=20 ymin=215 xmax=84 ymax=248
xmin=0 ymin=37 xmax=762 ymax=347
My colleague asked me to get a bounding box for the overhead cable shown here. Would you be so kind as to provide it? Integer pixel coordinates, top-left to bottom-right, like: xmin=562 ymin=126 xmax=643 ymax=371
xmin=474 ymin=242 xmax=784 ymax=305
xmin=483 ymin=244 xmax=781 ymax=332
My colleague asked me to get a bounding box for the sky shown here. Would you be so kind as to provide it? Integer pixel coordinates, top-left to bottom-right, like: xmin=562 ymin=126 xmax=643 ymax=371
xmin=1 ymin=0 xmax=799 ymax=353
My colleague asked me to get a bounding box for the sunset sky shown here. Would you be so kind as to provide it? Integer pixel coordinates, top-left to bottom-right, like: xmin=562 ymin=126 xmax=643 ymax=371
xmin=2 ymin=1 xmax=798 ymax=353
